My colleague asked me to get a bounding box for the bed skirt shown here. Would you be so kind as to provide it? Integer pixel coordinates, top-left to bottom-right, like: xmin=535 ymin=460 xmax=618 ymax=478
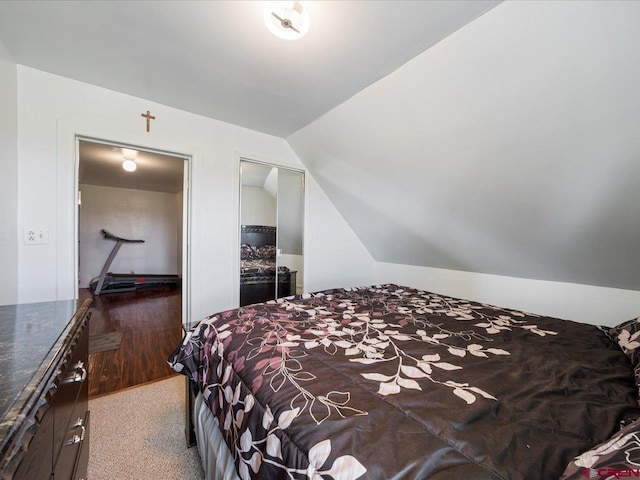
xmin=194 ymin=391 xmax=240 ymax=480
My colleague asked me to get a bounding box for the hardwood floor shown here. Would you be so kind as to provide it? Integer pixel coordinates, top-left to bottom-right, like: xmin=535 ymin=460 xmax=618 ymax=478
xmin=80 ymin=286 xmax=183 ymax=398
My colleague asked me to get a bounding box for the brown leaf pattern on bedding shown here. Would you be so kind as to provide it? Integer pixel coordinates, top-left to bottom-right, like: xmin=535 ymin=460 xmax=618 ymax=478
xmin=190 ymin=325 xmax=367 ymax=480
xmin=169 ymin=284 xmax=638 ymax=480
xmin=602 ymin=317 xmax=640 ymax=404
xmin=195 ymin=285 xmax=555 ymax=412
xmin=561 ymin=418 xmax=640 ymax=479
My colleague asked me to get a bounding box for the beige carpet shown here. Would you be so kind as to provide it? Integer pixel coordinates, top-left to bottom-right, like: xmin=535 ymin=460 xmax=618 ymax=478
xmin=89 ymin=375 xmax=205 ymax=480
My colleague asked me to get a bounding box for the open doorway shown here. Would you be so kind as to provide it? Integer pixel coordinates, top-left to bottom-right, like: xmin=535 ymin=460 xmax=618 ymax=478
xmin=76 ymin=138 xmax=189 ymax=397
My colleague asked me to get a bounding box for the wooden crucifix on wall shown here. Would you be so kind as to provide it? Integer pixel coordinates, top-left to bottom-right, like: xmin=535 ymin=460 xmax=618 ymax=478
xmin=141 ymin=110 xmax=155 ymax=132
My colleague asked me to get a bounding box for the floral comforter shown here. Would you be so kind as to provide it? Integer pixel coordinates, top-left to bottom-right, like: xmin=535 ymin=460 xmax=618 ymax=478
xmin=169 ymin=284 xmax=640 ymax=480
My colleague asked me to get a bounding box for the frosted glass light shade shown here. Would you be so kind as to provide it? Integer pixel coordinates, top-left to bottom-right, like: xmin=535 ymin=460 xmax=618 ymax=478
xmin=264 ymin=1 xmax=309 ymax=40
xmin=122 ymin=159 xmax=137 ymax=172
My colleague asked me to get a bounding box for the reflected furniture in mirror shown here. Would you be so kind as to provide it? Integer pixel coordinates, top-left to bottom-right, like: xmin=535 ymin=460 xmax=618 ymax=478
xmin=240 ymin=225 xmax=296 ymax=306
xmin=240 ymin=160 xmax=304 ymax=307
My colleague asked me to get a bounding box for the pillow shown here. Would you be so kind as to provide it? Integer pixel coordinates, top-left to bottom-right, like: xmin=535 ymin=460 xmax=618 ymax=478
xmin=253 ymin=245 xmax=276 ymax=260
xmin=240 ymin=244 xmax=255 ymax=260
xmin=560 ymin=418 xmax=640 ymax=479
xmin=603 ymin=317 xmax=640 ymax=404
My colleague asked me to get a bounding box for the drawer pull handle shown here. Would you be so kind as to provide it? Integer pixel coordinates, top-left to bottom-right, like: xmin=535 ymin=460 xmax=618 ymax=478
xmin=67 ymin=418 xmax=86 ymax=445
xmin=71 ymin=361 xmax=87 ymax=383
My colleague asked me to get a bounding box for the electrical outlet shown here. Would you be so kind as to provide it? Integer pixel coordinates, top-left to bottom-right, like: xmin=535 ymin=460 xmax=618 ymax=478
xmin=24 ymin=227 xmax=49 ymax=245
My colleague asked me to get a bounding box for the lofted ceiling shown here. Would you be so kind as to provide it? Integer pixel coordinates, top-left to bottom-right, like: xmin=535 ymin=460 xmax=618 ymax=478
xmin=2 ymin=0 xmax=638 ymax=293
xmin=289 ymin=0 xmax=640 ymax=291
xmin=0 ymin=0 xmax=500 ymax=137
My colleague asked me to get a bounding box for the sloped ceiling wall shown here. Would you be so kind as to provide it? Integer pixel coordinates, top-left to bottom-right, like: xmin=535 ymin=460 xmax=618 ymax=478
xmin=288 ymin=0 xmax=640 ymax=291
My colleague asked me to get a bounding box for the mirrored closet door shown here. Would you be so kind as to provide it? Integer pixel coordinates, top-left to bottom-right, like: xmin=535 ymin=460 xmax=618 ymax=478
xmin=239 ymin=160 xmax=304 ymax=307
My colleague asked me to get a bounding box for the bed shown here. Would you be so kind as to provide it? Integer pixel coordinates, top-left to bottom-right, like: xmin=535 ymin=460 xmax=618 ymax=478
xmin=240 ymin=225 xmax=296 ymax=307
xmin=169 ymin=284 xmax=640 ymax=479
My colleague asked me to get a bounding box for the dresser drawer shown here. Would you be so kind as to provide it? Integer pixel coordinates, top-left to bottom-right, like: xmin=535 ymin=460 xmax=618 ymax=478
xmin=52 ymin=320 xmax=88 ymax=463
xmin=71 ymin=411 xmax=89 ymax=480
xmin=53 ymin=410 xmax=89 ymax=480
xmin=12 ymin=403 xmax=55 ymax=480
xmin=0 ymin=300 xmax=91 ymax=480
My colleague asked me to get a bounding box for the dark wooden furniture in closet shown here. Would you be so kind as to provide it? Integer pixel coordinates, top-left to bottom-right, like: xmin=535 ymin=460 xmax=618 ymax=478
xmin=240 ymin=271 xmax=297 ymax=306
xmin=240 ymin=225 xmax=298 ymax=306
xmin=0 ymin=299 xmax=92 ymax=480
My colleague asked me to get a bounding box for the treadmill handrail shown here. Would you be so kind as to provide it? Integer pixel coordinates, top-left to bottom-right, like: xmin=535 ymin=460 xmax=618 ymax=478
xmin=94 ymin=229 xmax=144 ymax=294
xmin=101 ymin=229 xmax=145 ymax=243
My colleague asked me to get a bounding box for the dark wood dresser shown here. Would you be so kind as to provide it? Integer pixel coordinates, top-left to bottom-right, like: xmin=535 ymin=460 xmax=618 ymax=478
xmin=0 ymin=299 xmax=92 ymax=480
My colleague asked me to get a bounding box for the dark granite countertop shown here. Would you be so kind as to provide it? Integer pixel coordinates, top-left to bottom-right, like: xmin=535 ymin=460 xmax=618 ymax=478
xmin=0 ymin=299 xmax=90 ymax=463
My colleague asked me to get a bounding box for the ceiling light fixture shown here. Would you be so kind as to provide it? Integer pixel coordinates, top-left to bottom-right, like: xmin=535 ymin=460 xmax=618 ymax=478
xmin=264 ymin=1 xmax=309 ymax=40
xmin=122 ymin=158 xmax=137 ymax=172
xmin=121 ymin=147 xmax=138 ymax=172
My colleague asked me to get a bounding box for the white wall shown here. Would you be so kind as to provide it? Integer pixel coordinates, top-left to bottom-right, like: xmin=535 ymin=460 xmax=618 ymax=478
xmin=0 ymin=40 xmax=18 ymax=305
xmin=277 ymin=169 xmax=304 ymax=256
xmin=304 ymin=175 xmax=375 ymax=293
xmin=240 ymin=186 xmax=276 ymax=227
xmin=288 ymin=0 xmax=640 ymax=293
xmin=176 ymin=189 xmax=183 ymax=275
xmin=16 ymin=66 xmax=375 ymax=323
xmin=78 ymin=184 xmax=181 ymax=288
xmin=376 ymin=262 xmax=640 ymax=327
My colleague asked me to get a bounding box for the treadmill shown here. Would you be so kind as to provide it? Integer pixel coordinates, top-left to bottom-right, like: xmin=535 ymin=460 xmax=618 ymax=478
xmin=89 ymin=229 xmax=181 ymax=295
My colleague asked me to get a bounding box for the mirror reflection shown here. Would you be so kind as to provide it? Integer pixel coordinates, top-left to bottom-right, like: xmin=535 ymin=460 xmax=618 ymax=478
xmin=239 ymin=160 xmax=304 ymax=306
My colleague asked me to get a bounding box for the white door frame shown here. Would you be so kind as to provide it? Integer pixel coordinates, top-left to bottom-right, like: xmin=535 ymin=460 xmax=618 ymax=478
xmin=72 ymin=135 xmax=192 ymax=326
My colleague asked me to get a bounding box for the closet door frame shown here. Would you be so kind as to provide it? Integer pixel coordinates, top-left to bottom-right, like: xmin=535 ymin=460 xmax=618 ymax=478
xmin=237 ymin=156 xmax=305 ymax=305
